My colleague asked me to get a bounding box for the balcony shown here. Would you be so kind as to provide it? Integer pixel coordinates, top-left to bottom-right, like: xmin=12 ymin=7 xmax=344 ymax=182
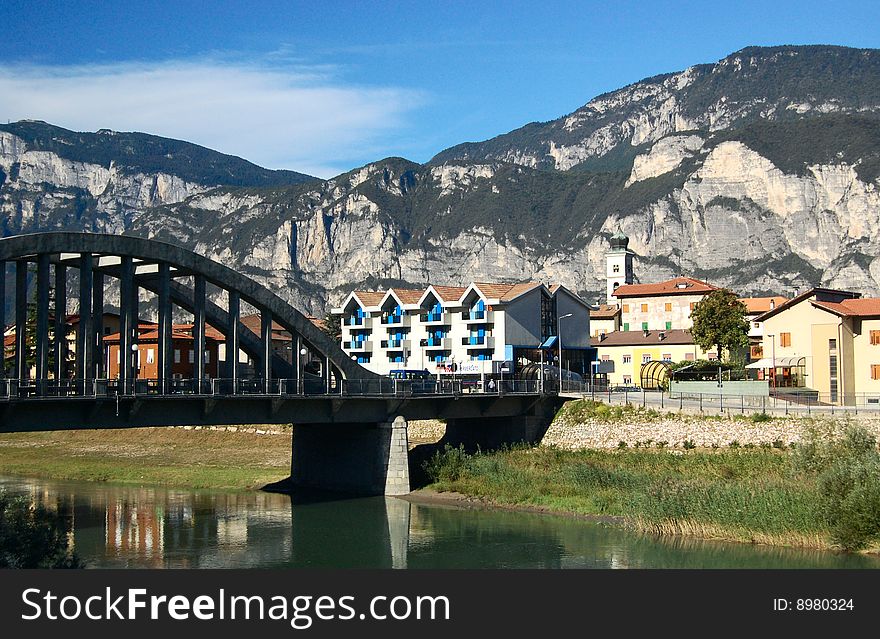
xmin=344 ymin=340 xmax=373 ymax=352
xmin=461 ymin=310 xmax=493 ymax=324
xmin=379 ymin=314 xmax=404 ymax=326
xmin=345 ymin=316 xmax=372 ymax=329
xmin=462 ymin=336 xmax=495 ymax=349
xmin=420 ymin=337 xmax=451 ymax=349
xmin=419 ymin=312 xmax=448 ymax=324
xmin=380 ymin=339 xmax=411 ymax=350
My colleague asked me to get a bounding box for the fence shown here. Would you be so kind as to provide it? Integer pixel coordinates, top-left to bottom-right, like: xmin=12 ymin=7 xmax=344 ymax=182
xmin=0 ymin=377 xmax=544 ymax=400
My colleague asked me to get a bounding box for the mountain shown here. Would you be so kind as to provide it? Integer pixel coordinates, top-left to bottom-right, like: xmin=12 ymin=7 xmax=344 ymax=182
xmin=3 ymin=45 xmax=880 ymax=315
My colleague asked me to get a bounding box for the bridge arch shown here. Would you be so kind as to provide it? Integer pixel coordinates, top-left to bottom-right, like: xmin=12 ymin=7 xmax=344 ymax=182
xmin=0 ymin=232 xmax=376 ymax=393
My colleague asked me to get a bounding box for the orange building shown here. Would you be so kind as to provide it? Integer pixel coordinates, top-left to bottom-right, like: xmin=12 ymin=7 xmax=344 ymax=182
xmin=104 ymin=323 xmax=224 ymax=379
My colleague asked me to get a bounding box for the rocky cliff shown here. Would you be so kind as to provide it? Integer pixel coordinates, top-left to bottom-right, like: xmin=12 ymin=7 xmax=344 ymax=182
xmin=3 ymin=45 xmax=880 ymax=314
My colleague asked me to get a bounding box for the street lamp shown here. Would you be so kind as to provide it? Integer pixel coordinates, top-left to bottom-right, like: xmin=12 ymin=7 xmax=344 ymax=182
xmin=299 ymin=347 xmax=308 ymax=394
xmin=558 ymin=313 xmax=573 ymax=391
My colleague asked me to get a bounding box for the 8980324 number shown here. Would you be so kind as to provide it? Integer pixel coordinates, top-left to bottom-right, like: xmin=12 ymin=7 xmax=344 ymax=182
xmin=796 ymin=598 xmax=853 ymax=611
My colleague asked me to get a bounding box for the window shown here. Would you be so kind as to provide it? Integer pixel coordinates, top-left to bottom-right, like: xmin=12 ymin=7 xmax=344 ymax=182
xmin=641 ymin=322 xmax=648 ymax=330
xmin=708 ymin=352 xmax=718 ymax=361
xmin=640 ymin=303 xmax=648 ymax=313
xmin=662 ymin=353 xmax=672 ymax=362
xmin=623 ymin=376 xmax=631 ymax=384
xmin=146 ymin=348 xmax=155 ymax=364
xmin=872 ymin=365 xmax=880 ymax=380
xmin=871 ymin=331 xmax=880 ymax=346
xmin=780 ymin=333 xmax=791 ymax=347
xmin=601 ymin=355 xmax=610 ymax=361
xmin=613 ymin=264 xmax=620 ymax=273
xmin=622 ymin=355 xmax=632 ymax=364
xmin=665 ymin=321 xmax=672 ymax=330
xmin=690 ymin=302 xmax=697 ymax=311
xmin=642 ymin=354 xmax=651 ymax=364
xmin=173 ymin=349 xmax=181 ymax=364
xmin=623 ymin=323 xmax=629 ymax=331
xmin=685 ymin=353 xmax=695 ymax=361
xmin=754 ymin=322 xmax=760 ymax=329
xmin=204 ymin=351 xmax=211 ymax=364
xmin=665 ymin=302 xmax=672 ymax=312
xmin=622 ymin=304 xmax=630 ymax=313
xmin=188 ymin=349 xmax=194 ymax=364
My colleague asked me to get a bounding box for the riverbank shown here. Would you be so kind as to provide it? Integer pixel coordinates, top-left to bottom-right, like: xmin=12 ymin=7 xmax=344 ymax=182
xmin=417 ymin=406 xmax=880 ymax=553
xmin=0 ymin=426 xmax=292 ymax=490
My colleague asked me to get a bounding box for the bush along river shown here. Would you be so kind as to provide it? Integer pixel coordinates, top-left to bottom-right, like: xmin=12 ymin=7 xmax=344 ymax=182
xmin=2 ymin=475 xmax=879 ymax=569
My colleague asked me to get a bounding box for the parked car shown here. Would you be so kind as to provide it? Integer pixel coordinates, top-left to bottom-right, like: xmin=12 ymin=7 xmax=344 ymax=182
xmin=611 ymin=385 xmax=642 ymax=393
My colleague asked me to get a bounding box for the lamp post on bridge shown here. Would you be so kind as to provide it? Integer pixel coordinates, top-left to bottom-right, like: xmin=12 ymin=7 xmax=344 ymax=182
xmin=299 ymin=347 xmax=308 ymax=395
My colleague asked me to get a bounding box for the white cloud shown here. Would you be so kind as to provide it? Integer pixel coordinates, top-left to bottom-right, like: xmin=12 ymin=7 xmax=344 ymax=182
xmin=0 ymin=59 xmax=425 ymax=178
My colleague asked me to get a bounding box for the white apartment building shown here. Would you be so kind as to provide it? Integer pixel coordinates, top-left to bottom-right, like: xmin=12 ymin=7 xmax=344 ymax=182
xmin=332 ymin=281 xmax=593 ymax=379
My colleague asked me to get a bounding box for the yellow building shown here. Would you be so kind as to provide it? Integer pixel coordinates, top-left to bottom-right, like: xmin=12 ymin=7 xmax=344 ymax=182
xmin=752 ymin=288 xmax=880 ymax=405
xmin=592 ymin=329 xmax=710 ymax=387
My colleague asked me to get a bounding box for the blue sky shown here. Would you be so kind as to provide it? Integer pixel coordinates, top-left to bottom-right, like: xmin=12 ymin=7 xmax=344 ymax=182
xmin=2 ymin=0 xmax=877 ymax=177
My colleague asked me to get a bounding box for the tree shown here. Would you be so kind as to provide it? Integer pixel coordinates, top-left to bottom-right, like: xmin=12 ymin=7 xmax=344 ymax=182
xmin=0 ymin=491 xmax=83 ymax=568
xmin=321 ymin=312 xmax=341 ymax=343
xmin=689 ymin=289 xmax=749 ymax=363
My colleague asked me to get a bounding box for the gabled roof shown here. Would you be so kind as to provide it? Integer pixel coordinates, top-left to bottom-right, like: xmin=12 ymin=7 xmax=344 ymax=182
xmin=429 ymin=285 xmax=468 ymax=303
xmin=590 ymin=304 xmax=621 ymax=320
xmin=104 ymin=323 xmax=224 ymax=342
xmin=590 ymin=329 xmax=695 ymax=347
xmin=380 ymin=287 xmax=426 ymax=309
xmin=614 ymin=277 xmax=717 ymax=298
xmin=467 ymin=281 xmax=544 ymax=304
xmin=331 ymin=290 xmax=386 ymax=313
xmin=551 ymin=283 xmax=594 ymax=310
xmin=755 ymin=288 xmax=861 ymax=322
xmin=739 ymin=296 xmax=789 ymax=315
xmin=811 ymin=298 xmax=880 ymax=318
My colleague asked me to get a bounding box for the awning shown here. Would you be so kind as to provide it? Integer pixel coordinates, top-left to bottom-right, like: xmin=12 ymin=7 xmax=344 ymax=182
xmin=745 ymin=356 xmax=806 ymax=369
xmin=541 ymin=336 xmax=558 ymax=348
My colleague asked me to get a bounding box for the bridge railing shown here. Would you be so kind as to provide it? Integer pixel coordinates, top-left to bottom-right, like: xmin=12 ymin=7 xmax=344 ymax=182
xmin=0 ymin=376 xmax=547 ymax=400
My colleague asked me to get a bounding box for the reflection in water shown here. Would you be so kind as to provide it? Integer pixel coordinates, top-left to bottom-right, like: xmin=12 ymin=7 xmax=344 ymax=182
xmin=2 ymin=476 xmax=878 ymax=569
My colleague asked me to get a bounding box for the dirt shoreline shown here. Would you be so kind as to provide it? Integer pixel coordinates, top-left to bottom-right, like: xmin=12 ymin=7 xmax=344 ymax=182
xmin=402 ymin=488 xmax=627 ymax=525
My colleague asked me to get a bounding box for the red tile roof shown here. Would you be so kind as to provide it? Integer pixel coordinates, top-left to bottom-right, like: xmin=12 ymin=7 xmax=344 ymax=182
xmin=590 ymin=304 xmax=620 ymax=319
xmin=388 ymin=288 xmax=426 ymax=305
xmin=613 ymin=277 xmax=717 ymax=298
xmin=811 ymin=298 xmax=880 ymax=318
xmin=739 ymin=296 xmax=789 ymax=314
xmin=429 ymin=286 xmax=467 ymax=302
xmin=353 ymin=291 xmax=386 ymax=307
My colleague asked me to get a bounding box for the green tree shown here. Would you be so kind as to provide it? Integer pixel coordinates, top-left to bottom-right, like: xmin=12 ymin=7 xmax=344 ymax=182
xmin=321 ymin=312 xmax=341 ymax=342
xmin=0 ymin=491 xmax=83 ymax=568
xmin=689 ymin=289 xmax=749 ymax=363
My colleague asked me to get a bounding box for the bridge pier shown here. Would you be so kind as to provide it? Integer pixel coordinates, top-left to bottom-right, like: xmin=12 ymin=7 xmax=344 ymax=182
xmin=290 ymin=416 xmax=410 ymax=496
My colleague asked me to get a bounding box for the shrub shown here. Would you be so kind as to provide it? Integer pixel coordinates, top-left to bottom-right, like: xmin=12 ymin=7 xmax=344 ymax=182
xmin=422 ymin=444 xmax=471 ymax=483
xmin=751 ymin=412 xmax=772 ymax=423
xmin=617 ymin=441 xmax=628 ymax=449
xmin=772 ymin=439 xmax=785 ymax=449
xmin=728 ymin=440 xmax=740 ymax=449
xmin=0 ymin=491 xmax=82 ymax=568
xmin=793 ymin=425 xmax=880 ymax=551
xmin=683 ymin=439 xmax=696 ymax=450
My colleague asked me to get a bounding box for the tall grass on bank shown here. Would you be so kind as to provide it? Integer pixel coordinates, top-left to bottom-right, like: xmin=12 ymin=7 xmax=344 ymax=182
xmin=422 ymin=424 xmax=880 ymax=551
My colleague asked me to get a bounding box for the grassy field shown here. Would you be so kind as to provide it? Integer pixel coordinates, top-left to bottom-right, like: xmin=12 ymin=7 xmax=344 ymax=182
xmin=0 ymin=427 xmax=292 ymax=490
xmin=422 ymin=426 xmax=880 ymax=552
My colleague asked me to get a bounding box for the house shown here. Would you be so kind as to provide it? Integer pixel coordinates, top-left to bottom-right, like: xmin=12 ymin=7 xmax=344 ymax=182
xmin=591 ymin=329 xmax=710 ymax=387
xmin=749 ymin=288 xmax=880 ymax=404
xmin=614 ymin=276 xmax=718 ymax=332
xmin=104 ymin=322 xmax=224 ymax=380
